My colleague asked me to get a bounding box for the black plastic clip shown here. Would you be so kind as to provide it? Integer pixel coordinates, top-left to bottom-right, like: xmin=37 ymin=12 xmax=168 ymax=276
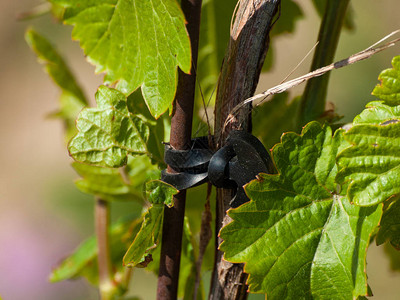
xmin=161 ymin=136 xmax=213 ymax=190
xmin=161 ymin=131 xmax=274 ymax=208
xmin=208 ymin=131 xmax=274 ymax=207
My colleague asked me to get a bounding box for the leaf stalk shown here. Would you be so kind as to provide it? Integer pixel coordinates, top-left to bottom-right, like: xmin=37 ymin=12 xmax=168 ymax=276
xmin=95 ymin=198 xmax=115 ymax=300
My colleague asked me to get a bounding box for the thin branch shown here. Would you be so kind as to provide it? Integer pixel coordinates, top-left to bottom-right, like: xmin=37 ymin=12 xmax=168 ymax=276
xmin=95 ymin=198 xmax=113 ymax=300
xmin=156 ymin=0 xmax=203 ymax=299
xmin=279 ymin=41 xmax=319 ymax=84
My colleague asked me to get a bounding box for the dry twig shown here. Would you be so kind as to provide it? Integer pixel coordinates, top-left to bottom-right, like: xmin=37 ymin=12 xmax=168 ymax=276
xmin=224 ymin=30 xmax=400 ymax=131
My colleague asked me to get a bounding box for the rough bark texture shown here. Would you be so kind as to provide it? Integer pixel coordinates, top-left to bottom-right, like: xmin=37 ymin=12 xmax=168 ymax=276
xmin=209 ymin=1 xmax=280 ymax=299
xmin=157 ymin=0 xmax=202 ymax=299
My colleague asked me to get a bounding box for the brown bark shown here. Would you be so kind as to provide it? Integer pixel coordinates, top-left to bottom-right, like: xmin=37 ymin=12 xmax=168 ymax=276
xmin=209 ymin=1 xmax=280 ymax=299
xmin=156 ymin=0 xmax=202 ymax=299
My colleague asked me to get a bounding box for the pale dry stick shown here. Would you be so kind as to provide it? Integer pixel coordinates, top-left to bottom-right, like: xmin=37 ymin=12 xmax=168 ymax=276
xmin=247 ymin=41 xmax=320 ymax=122
xmin=279 ymin=41 xmax=319 ymax=85
xmin=224 ymin=33 xmax=400 ymax=131
xmin=365 ymin=29 xmax=400 ymax=51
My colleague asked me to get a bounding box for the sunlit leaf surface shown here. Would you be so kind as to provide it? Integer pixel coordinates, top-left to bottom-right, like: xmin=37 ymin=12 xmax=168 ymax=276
xmin=25 ymin=29 xmax=87 ymax=139
xmin=68 ymin=86 xmax=150 ymax=167
xmin=52 ymin=0 xmax=191 ymax=118
xmin=220 ymin=122 xmax=382 ymax=298
xmin=123 ymin=180 xmax=177 ymax=267
xmin=338 ymin=56 xmax=400 ymax=206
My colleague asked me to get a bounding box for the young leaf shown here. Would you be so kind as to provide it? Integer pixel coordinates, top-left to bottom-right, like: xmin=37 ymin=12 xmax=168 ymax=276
xmin=353 ymin=101 xmax=400 ymax=125
xmin=123 ymin=180 xmax=177 ymax=267
xmin=52 ymin=0 xmax=191 ymax=118
xmin=127 ymin=90 xmax=168 ymax=165
xmin=376 ymin=198 xmax=400 ymax=249
xmin=145 ymin=180 xmax=176 ymax=207
xmin=72 ymin=154 xmax=159 ymax=202
xmin=25 ymin=29 xmax=87 ymax=139
xmin=123 ymin=204 xmax=164 ymax=267
xmin=125 ymin=155 xmax=162 ymax=189
xmin=337 ymin=56 xmax=400 ymax=206
xmin=371 ymin=56 xmax=400 ymax=104
xmin=73 ymin=162 xmax=139 ymax=202
xmin=50 ymin=216 xmax=141 ymax=285
xmin=68 ymin=86 xmax=150 ymax=167
xmin=219 ymin=122 xmax=382 ymax=298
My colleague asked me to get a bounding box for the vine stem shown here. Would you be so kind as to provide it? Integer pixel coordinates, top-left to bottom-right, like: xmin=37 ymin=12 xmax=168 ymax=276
xmin=156 ymin=0 xmax=202 ymax=299
xmin=95 ymin=198 xmax=113 ymax=300
xmin=210 ymin=1 xmax=280 ymax=299
xmin=298 ymin=0 xmax=350 ymax=125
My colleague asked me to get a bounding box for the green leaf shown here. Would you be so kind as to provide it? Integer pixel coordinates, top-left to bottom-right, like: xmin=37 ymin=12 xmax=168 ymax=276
xmin=220 ymin=122 xmax=382 ymax=298
xmin=145 ymin=180 xmax=177 ymax=207
xmin=353 ymin=101 xmax=400 ymax=125
xmin=50 ymin=215 xmax=141 ymax=284
xmin=52 ymin=0 xmax=191 ymax=118
xmin=123 ymin=180 xmax=177 ymax=267
xmin=337 ymin=56 xmax=400 ymax=206
xmin=25 ymin=29 xmax=87 ymax=104
xmin=73 ymin=162 xmax=138 ymax=202
xmin=25 ymin=29 xmax=87 ymax=139
xmin=127 ymin=89 xmax=168 ymax=165
xmin=253 ymin=92 xmax=300 ymax=149
xmin=68 ymin=86 xmax=150 ymax=167
xmin=372 ymin=56 xmax=400 ymax=104
xmin=123 ymin=204 xmax=164 ymax=267
xmin=376 ymin=198 xmax=400 ymax=249
xmin=126 ymin=155 xmax=161 ymax=189
xmin=72 ymin=154 xmax=159 ymax=202
xmin=337 ymin=123 xmax=400 ymax=206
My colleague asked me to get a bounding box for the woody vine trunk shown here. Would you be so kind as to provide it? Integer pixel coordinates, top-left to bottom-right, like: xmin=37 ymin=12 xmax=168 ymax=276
xmin=210 ymin=1 xmax=280 ymax=299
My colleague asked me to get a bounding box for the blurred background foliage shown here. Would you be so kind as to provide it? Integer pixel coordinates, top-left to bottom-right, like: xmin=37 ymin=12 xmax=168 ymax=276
xmin=1 ymin=0 xmax=400 ymax=299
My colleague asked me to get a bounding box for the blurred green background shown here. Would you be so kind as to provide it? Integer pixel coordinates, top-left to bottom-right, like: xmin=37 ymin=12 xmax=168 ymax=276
xmin=1 ymin=0 xmax=400 ymax=299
